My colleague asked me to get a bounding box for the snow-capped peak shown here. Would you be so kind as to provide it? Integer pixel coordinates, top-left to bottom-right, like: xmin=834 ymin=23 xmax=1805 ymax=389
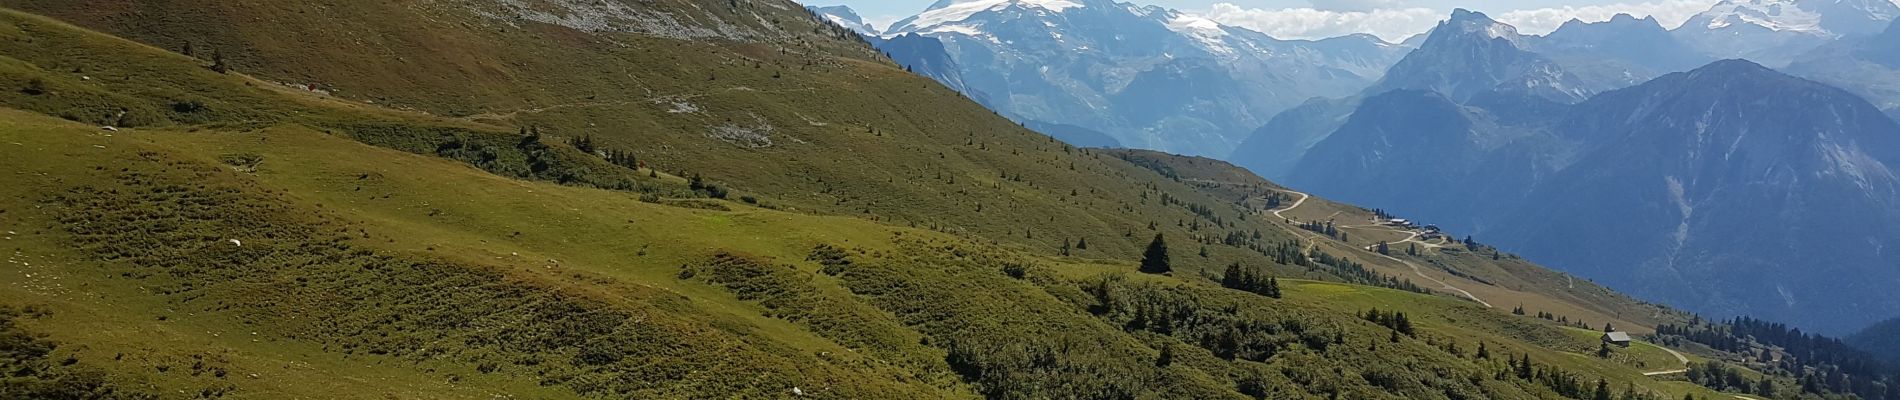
xmin=1161 ymin=10 xmax=1236 ymax=54
xmin=1697 ymin=0 xmax=1827 ymax=33
xmin=807 ymin=5 xmax=881 ymax=37
xmin=889 ymin=0 xmax=1087 ymax=35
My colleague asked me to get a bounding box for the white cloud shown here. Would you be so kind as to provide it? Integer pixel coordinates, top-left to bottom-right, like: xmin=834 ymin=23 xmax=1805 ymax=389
xmin=1203 ymin=3 xmax=1443 ymax=42
xmin=1306 ymin=0 xmax=1405 ymax=12
xmin=1494 ymin=0 xmax=1712 ymax=35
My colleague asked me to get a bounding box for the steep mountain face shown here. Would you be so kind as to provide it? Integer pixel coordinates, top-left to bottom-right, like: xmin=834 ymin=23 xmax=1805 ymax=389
xmin=1282 ymin=91 xmax=1531 ymax=229
xmin=1493 ymin=60 xmax=1900 ymax=335
xmin=1530 ymin=14 xmax=1711 ymax=90
xmin=809 ymin=7 xmax=977 ymax=105
xmin=1367 ymin=9 xmax=1594 ymax=105
xmin=876 ymin=33 xmax=972 ymax=94
xmin=1868 ymin=17 xmax=1900 ymax=64
xmin=882 ymin=0 xmax=1410 ymax=156
xmin=1232 ymin=9 xmax=1584 ymax=180
xmin=1264 ymin=51 xmax=1900 ymax=333
xmin=1788 ymin=18 xmax=1900 ymax=115
xmin=809 ymin=4 xmax=880 ymax=36
xmin=1809 ymin=0 xmax=1900 ymax=36
xmin=1672 ymin=0 xmax=1899 ymax=67
xmin=1279 ymin=89 xmax=1564 ymax=232
xmin=1228 ymin=97 xmax=1360 ymax=180
xmin=1848 ymin=317 xmax=1900 ymax=364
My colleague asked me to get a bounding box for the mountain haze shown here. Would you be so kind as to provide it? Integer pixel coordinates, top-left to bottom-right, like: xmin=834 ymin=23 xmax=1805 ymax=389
xmin=7 ymin=0 xmax=1900 ymax=399
xmin=1493 ymin=60 xmax=1900 ymax=335
xmin=0 ymin=0 xmax=1773 ymax=398
xmin=1672 ymin=0 xmax=1899 ymax=67
xmin=877 ymin=0 xmax=1410 ymax=156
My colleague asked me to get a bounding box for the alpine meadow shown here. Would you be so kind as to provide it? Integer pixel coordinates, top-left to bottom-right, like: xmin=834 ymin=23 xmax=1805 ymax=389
xmin=2 ymin=0 xmax=1900 ymax=399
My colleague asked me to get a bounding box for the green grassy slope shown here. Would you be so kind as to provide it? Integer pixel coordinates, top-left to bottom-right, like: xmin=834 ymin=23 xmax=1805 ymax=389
xmin=1104 ymin=149 xmax=1689 ymax=335
xmin=0 ymin=0 xmax=1319 ymax=278
xmin=0 ymin=2 xmax=1743 ymax=399
xmin=2 ymin=108 xmax=1739 ymax=399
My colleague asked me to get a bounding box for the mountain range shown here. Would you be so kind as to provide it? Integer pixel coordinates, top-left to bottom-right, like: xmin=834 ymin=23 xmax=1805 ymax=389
xmin=817 ymin=1 xmax=1900 ymax=333
xmin=1789 ymin=15 xmax=1900 ymax=119
xmin=1245 ymin=7 xmax=1900 ymax=334
xmin=1673 ymin=0 xmax=1900 ymax=67
xmin=4 ymin=0 xmax=1900 ymax=398
xmin=817 ymin=0 xmax=1413 ymax=157
xmin=0 ymin=0 xmax=1782 ymax=397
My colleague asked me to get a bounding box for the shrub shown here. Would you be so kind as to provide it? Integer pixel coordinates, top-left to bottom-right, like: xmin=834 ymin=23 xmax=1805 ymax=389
xmin=21 ymin=77 xmax=46 ymax=96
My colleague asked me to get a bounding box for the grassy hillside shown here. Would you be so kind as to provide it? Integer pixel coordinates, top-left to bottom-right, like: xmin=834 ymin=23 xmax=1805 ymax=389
xmin=0 ymin=0 xmax=1312 ymax=275
xmin=0 ymin=2 xmax=1750 ymax=399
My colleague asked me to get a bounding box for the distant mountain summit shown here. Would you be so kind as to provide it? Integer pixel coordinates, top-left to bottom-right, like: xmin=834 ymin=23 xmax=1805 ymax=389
xmin=1866 ymin=16 xmax=1900 ymax=65
xmin=1532 ymin=14 xmax=1711 ymax=89
xmin=874 ymin=0 xmax=1409 ymax=156
xmin=1787 ymin=17 xmax=1900 ymax=117
xmin=1674 ymin=0 xmax=1899 ymax=66
xmin=1369 ymin=9 xmax=1592 ymax=104
xmin=808 ymin=5 xmax=881 ymax=37
xmin=1490 ymin=60 xmax=1900 ymax=335
xmin=1233 ymin=9 xmax=1587 ymax=180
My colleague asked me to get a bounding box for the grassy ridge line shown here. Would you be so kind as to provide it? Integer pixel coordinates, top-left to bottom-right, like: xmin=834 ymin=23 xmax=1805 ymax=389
xmin=0 ymin=3 xmax=1325 ymax=284
xmin=2 ymin=110 xmax=1733 ymax=399
xmin=0 ymin=110 xmax=958 ymax=398
xmin=0 ymin=7 xmax=711 ymax=198
xmin=0 ymin=0 xmax=885 ymax=117
xmin=0 ymin=4 xmax=1740 ymax=398
xmin=0 ymin=0 xmax=1693 ymax=333
xmin=0 ymin=0 xmax=1681 ymax=339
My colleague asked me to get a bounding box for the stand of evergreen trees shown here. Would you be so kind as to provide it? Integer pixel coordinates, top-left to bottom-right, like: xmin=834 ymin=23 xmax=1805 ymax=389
xmin=1658 ymin=316 xmax=1900 ymax=399
xmin=1220 ymin=263 xmax=1281 ymax=298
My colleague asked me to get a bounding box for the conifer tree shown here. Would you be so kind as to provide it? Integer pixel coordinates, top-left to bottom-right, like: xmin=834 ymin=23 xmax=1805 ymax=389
xmin=1139 ymin=234 xmax=1170 ymax=274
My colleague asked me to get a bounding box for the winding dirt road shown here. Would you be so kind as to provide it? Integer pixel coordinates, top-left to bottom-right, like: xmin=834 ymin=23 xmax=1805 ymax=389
xmin=1265 ymin=189 xmax=1492 ymax=308
xmin=1640 ymin=341 xmax=1691 ymax=376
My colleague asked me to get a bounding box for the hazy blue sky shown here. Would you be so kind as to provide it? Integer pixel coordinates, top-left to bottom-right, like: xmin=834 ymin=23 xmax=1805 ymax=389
xmin=792 ymin=0 xmax=1776 ymax=41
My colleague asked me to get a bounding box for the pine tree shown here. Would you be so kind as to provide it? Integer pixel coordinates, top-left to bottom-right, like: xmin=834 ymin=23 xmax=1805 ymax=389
xmin=210 ymin=49 xmax=233 ymax=74
xmin=1075 ymin=237 xmax=1088 ymax=250
xmin=1476 ymin=342 xmax=1490 ymax=359
xmin=1139 ymin=234 xmax=1170 ymax=274
xmin=1593 ymin=380 xmax=1612 ymax=400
